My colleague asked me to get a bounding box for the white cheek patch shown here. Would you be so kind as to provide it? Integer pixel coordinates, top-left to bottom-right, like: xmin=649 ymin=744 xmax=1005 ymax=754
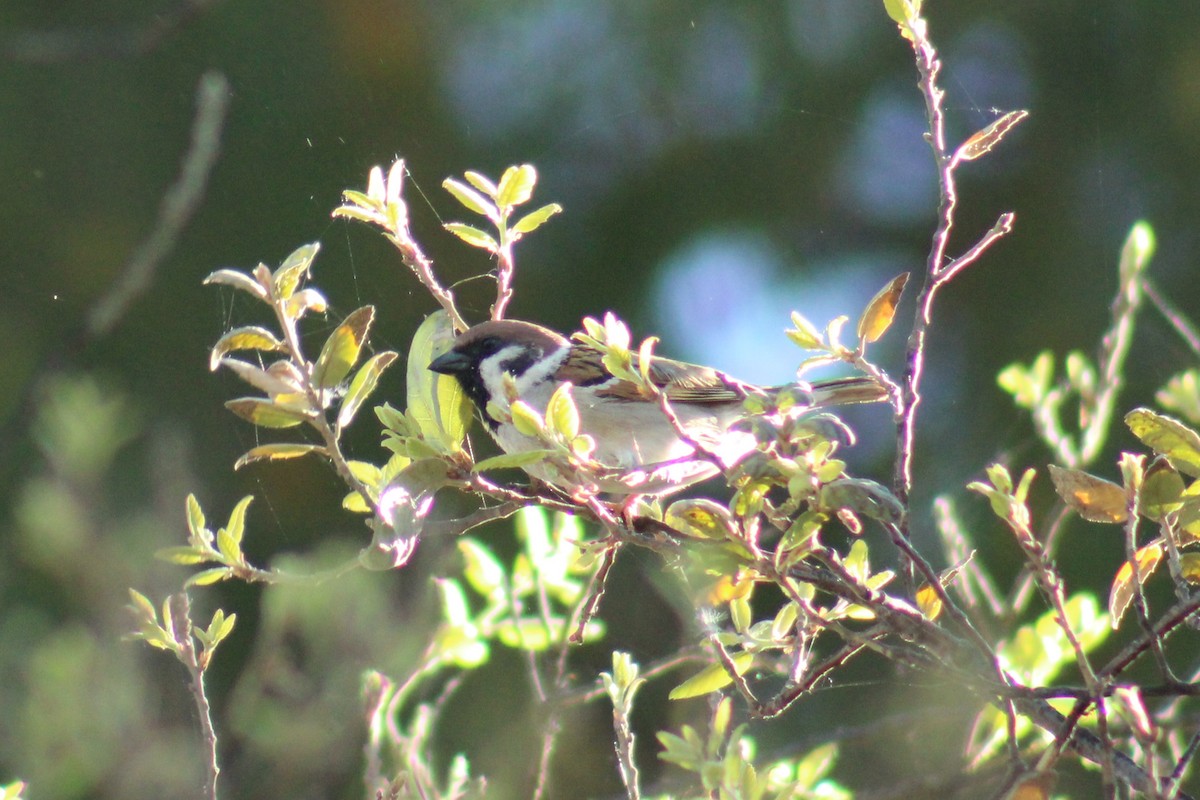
xmin=478 ymin=345 xmax=568 ymax=410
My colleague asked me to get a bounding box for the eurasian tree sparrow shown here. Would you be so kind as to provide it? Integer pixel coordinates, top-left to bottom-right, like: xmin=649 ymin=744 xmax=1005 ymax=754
xmin=429 ymin=319 xmax=886 ymax=496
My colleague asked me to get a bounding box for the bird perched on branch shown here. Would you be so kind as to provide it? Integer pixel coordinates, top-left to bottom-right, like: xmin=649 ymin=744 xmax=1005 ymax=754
xmin=429 ymin=318 xmax=886 ymax=497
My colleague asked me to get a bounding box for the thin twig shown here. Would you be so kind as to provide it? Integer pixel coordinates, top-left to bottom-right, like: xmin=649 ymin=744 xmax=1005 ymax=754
xmin=88 ymin=71 xmax=230 ymax=336
xmin=167 ymin=593 xmax=221 ymax=800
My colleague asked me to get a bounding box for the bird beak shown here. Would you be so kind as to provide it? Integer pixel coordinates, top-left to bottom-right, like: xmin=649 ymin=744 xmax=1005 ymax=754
xmin=428 ymin=351 xmax=471 ymax=375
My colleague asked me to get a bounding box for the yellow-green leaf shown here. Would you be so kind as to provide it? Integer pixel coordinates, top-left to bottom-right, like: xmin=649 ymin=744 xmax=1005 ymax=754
xmin=496 ymin=164 xmax=536 ymax=208
xmin=217 ymin=358 xmax=298 ymax=396
xmin=1126 ymin=408 xmax=1200 ymax=477
xmin=546 ymin=384 xmax=580 ymax=440
xmin=186 ymin=494 xmax=207 ymax=541
xmin=443 ymin=177 xmax=497 ymax=218
xmin=1109 ymin=542 xmax=1164 ymax=627
xmin=209 ymin=326 xmax=285 ymax=371
xmin=186 ymin=567 xmax=232 ymax=587
xmin=225 ymin=495 xmax=253 ymax=546
xmin=407 ymin=311 xmax=473 ymax=452
xmin=463 ymin=170 xmax=498 ymax=196
xmin=1178 ymin=552 xmax=1200 ymax=584
xmin=338 ymin=351 xmax=398 ymax=430
xmin=203 ymin=268 xmax=268 ymax=301
xmin=472 ymin=450 xmax=554 ymax=472
xmin=234 ymin=443 xmax=328 ymax=470
xmin=1047 ymin=465 xmax=1128 ymax=524
xmin=512 ymin=203 xmax=562 ymax=235
xmin=916 ymin=583 xmax=943 ymax=621
xmin=313 ymin=306 xmax=375 ymax=390
xmin=786 ymin=311 xmax=824 ymax=350
xmin=272 ymin=242 xmax=320 ymax=300
xmin=856 ymin=272 xmax=909 ymax=345
xmin=1140 ymin=458 xmax=1185 ymax=521
xmin=668 ymin=653 xmax=754 ymax=700
xmin=664 ymin=499 xmax=737 ymax=540
xmin=444 ymin=222 xmax=499 ymax=252
xmin=155 ymin=546 xmax=209 ymax=565
xmin=224 ymin=397 xmax=312 ymax=428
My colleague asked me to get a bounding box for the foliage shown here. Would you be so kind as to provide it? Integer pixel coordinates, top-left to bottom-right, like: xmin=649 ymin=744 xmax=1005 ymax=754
xmin=52 ymin=3 xmax=1200 ymax=800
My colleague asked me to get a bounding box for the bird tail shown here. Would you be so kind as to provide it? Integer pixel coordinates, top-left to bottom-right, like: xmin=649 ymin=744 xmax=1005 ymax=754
xmin=805 ymin=376 xmax=889 ymax=407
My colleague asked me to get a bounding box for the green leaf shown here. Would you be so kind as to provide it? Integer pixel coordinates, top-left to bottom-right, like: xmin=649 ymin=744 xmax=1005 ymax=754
xmin=495 ymin=618 xmax=563 ymax=651
xmin=463 ymin=170 xmax=498 ymax=196
xmin=155 ymin=546 xmax=209 ymax=565
xmin=217 ymin=358 xmax=299 ymax=396
xmin=1126 ymin=408 xmax=1200 ymax=477
xmin=459 ymin=539 xmax=507 ymax=599
xmin=203 ymin=268 xmax=268 ymax=301
xmin=313 ymin=306 xmax=375 ymax=390
xmin=472 ymin=450 xmax=554 ymax=472
xmin=819 ymin=478 xmax=903 ymax=525
xmin=338 ymin=351 xmax=398 ymax=430
xmin=1141 ymin=458 xmax=1185 ymax=521
xmin=496 ymin=164 xmax=537 ymax=208
xmin=668 ymin=653 xmax=754 ymax=700
xmin=217 ymin=528 xmax=241 ymax=564
xmin=443 ymin=177 xmax=497 ymax=218
xmin=856 ymin=272 xmax=909 ymax=345
xmin=546 ymin=384 xmax=580 ymax=440
xmin=225 ymin=397 xmax=312 ymax=428
xmin=511 ymin=203 xmax=562 ymax=235
xmin=186 ymin=567 xmax=232 ymax=587
xmin=127 ymin=588 xmax=157 ymax=620
xmin=209 ymin=326 xmax=286 ymax=371
xmin=786 ymin=311 xmax=824 ymax=350
xmin=1047 ymin=465 xmax=1128 ymax=523
xmin=186 ymin=494 xmax=207 ymax=542
xmin=224 ymin=495 xmax=253 ymax=546
xmin=407 ymin=311 xmax=473 ymax=452
xmin=444 ymin=222 xmax=499 ymax=252
xmin=1109 ymin=543 xmax=1164 ymax=627
xmin=234 ymin=443 xmax=328 ymax=470
xmin=272 ymin=242 xmax=320 ymax=300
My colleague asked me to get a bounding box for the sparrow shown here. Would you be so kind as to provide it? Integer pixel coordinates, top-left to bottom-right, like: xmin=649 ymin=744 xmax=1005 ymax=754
xmin=428 ymin=319 xmax=886 ymax=497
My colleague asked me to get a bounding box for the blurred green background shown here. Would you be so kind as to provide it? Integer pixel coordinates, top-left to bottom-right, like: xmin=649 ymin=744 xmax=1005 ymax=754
xmin=2 ymin=0 xmax=1199 ymax=797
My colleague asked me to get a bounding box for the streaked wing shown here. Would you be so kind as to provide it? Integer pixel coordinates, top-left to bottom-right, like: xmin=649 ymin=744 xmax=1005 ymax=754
xmin=559 ymin=342 xmax=747 ymax=404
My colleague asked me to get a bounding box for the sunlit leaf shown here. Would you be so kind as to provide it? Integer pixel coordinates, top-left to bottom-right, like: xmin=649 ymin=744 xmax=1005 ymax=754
xmin=1047 ymin=465 xmax=1128 ymax=523
xmin=955 ymin=110 xmax=1029 ymax=162
xmin=463 ymin=170 xmax=498 ymax=196
xmin=546 ymin=384 xmax=580 ymax=440
xmin=1140 ymin=458 xmax=1185 ymax=521
xmin=820 ymin=478 xmax=903 ymax=525
xmin=786 ymin=311 xmax=824 ymax=350
xmin=272 ymin=242 xmax=320 ymax=300
xmin=916 ymin=583 xmax=943 ymax=621
xmin=496 ymin=164 xmax=537 ymax=208
xmin=155 ymin=546 xmax=209 ymax=565
xmin=856 ymin=272 xmax=909 ymax=345
xmin=407 ymin=311 xmax=473 ymax=452
xmin=472 ymin=450 xmax=554 ymax=472
xmin=186 ymin=494 xmax=207 ymax=542
xmin=665 ymin=499 xmax=737 ymax=540
xmin=444 ymin=222 xmax=499 ymax=252
xmin=668 ymin=653 xmax=754 ymax=700
xmin=313 ymin=306 xmax=375 ymax=390
xmin=234 ymin=443 xmax=328 ymax=469
xmin=217 ymin=358 xmax=299 ymax=396
xmin=1179 ymin=553 xmax=1200 ymax=583
xmin=225 ymin=397 xmax=312 ymax=428
xmin=1108 ymin=542 xmax=1164 ymax=627
xmin=338 ymin=351 xmax=398 ymax=430
xmin=443 ymin=177 xmax=497 ymax=218
xmin=512 ymin=203 xmax=562 ymax=235
xmin=186 ymin=567 xmax=232 ymax=587
xmin=209 ymin=326 xmax=286 ymax=371
xmin=1126 ymin=408 xmax=1200 ymax=477
xmin=203 ymin=268 xmax=268 ymax=301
